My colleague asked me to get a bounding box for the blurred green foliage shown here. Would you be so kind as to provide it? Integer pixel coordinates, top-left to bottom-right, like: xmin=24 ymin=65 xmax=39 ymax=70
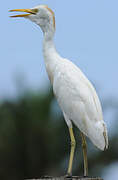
xmin=0 ymin=87 xmax=118 ymax=180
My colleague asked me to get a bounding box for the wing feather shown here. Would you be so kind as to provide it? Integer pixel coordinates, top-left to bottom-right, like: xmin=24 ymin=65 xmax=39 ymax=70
xmin=53 ymin=58 xmax=108 ymax=150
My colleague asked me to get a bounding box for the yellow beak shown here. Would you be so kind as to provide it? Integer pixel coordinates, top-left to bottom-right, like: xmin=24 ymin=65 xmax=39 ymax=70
xmin=9 ymin=9 xmax=36 ymax=18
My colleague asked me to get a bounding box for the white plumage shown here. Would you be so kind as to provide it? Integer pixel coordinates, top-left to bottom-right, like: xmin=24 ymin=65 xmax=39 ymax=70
xmin=52 ymin=58 xmax=108 ymax=150
xmin=10 ymin=4 xmax=108 ymax=176
xmin=42 ymin=11 xmax=108 ymax=150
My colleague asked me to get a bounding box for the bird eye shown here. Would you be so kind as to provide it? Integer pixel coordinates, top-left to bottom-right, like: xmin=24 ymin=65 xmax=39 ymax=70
xmin=32 ymin=8 xmax=39 ymax=14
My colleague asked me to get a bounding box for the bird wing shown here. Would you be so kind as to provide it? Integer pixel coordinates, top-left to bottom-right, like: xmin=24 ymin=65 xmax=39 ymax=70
xmin=53 ymin=58 xmax=108 ymax=150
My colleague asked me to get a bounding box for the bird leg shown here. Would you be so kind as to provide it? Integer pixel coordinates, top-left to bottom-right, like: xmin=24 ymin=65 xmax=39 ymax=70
xmin=67 ymin=127 xmax=76 ymax=176
xmin=81 ymin=132 xmax=88 ymax=177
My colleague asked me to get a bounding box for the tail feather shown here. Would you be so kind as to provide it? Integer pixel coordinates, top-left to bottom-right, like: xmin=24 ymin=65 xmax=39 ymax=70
xmin=84 ymin=120 xmax=108 ymax=151
xmin=91 ymin=121 xmax=108 ymax=151
xmin=103 ymin=123 xmax=108 ymax=150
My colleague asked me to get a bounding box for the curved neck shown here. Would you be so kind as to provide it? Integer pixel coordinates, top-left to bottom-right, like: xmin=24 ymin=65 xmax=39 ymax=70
xmin=43 ymin=29 xmax=59 ymax=60
xmin=43 ymin=31 xmax=61 ymax=84
xmin=42 ymin=23 xmax=55 ymax=41
xmin=43 ymin=35 xmax=55 ymax=52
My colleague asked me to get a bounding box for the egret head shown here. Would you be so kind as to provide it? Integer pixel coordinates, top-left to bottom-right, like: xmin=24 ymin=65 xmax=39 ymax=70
xmin=10 ymin=5 xmax=55 ymax=35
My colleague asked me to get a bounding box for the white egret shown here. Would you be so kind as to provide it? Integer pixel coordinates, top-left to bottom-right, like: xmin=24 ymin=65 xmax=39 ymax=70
xmin=10 ymin=5 xmax=108 ymax=177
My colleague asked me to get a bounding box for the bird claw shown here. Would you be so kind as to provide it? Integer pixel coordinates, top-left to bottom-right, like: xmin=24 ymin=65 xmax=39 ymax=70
xmin=64 ymin=173 xmax=72 ymax=179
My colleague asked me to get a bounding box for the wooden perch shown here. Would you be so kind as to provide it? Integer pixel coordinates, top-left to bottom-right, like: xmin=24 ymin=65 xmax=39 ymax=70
xmin=26 ymin=176 xmax=103 ymax=180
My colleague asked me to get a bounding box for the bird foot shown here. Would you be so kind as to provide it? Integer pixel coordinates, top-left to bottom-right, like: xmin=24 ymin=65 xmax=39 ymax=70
xmin=64 ymin=173 xmax=72 ymax=179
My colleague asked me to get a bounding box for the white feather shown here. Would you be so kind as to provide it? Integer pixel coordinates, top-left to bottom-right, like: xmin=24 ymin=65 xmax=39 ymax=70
xmin=17 ymin=4 xmax=108 ymax=151
xmin=52 ymin=58 xmax=108 ymax=150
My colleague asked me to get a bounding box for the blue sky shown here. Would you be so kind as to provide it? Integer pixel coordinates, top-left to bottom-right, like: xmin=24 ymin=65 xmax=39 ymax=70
xmin=1 ymin=0 xmax=118 ymax=100
xmin=1 ymin=0 xmax=118 ymax=179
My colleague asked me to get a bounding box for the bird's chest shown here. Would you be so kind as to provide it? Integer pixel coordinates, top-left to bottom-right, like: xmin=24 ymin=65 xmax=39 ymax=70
xmin=53 ymin=72 xmax=80 ymax=116
xmin=45 ymin=59 xmax=57 ymax=84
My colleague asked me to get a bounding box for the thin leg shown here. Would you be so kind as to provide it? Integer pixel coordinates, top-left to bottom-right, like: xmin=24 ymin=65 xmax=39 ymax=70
xmin=67 ymin=127 xmax=76 ymax=176
xmin=81 ymin=132 xmax=88 ymax=176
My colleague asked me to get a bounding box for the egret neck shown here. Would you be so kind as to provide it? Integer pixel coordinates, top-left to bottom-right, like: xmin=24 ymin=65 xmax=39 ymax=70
xmin=43 ymin=27 xmax=60 ymax=84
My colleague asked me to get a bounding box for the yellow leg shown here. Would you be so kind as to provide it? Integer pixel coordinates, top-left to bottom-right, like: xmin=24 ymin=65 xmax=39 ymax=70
xmin=67 ymin=127 xmax=76 ymax=175
xmin=81 ymin=132 xmax=88 ymax=176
